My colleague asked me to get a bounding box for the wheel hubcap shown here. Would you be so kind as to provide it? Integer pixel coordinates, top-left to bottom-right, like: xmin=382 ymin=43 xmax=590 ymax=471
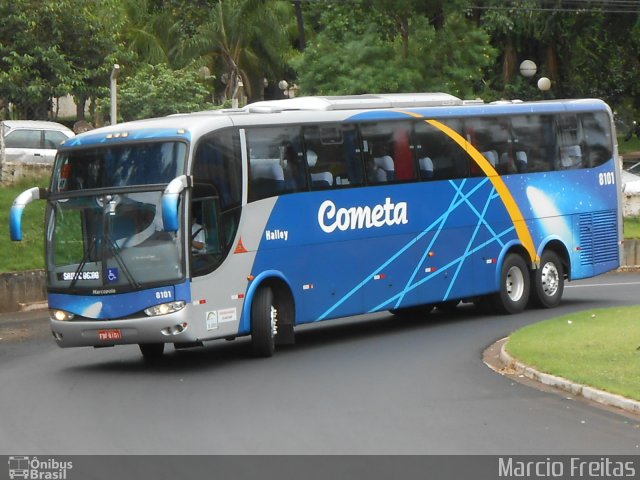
xmin=506 ymin=266 xmax=525 ymax=302
xmin=540 ymin=262 xmax=559 ymax=297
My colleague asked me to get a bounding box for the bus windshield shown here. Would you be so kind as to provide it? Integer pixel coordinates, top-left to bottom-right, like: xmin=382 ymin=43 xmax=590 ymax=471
xmin=52 ymin=141 xmax=187 ymax=191
xmin=46 ymin=190 xmax=185 ymax=292
xmin=46 ymin=141 xmax=188 ymax=293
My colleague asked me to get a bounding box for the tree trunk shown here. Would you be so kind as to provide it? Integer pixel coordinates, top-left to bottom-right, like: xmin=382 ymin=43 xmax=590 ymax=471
xmin=75 ymin=96 xmax=86 ymax=121
xmin=400 ymin=18 xmax=409 ymax=59
xmin=503 ymin=38 xmax=518 ymax=84
xmin=294 ymin=0 xmax=306 ymax=51
xmin=546 ymin=43 xmax=560 ymax=81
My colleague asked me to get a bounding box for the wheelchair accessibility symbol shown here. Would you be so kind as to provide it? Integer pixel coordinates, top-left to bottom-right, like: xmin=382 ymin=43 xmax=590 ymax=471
xmin=107 ymin=268 xmax=119 ymax=283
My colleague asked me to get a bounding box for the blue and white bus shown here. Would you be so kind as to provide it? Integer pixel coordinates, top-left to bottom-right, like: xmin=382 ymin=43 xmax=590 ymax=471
xmin=10 ymin=93 xmax=621 ymax=358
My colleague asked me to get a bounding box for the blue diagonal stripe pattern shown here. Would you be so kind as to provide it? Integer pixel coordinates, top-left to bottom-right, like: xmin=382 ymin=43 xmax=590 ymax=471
xmin=317 ymin=177 xmax=514 ymax=320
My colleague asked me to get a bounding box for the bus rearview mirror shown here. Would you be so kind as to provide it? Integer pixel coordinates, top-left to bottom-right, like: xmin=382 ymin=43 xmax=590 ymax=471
xmin=162 ymin=175 xmax=191 ymax=232
xmin=10 ymin=187 xmax=49 ymax=241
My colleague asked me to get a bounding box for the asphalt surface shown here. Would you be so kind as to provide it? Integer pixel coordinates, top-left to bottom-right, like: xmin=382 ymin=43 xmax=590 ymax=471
xmin=1 ymin=272 xmax=640 ymax=454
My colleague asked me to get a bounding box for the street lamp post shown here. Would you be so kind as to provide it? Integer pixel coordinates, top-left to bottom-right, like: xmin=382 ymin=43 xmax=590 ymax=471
xmin=278 ymin=80 xmax=298 ymax=99
xmin=519 ymin=59 xmax=537 ymax=78
xmin=110 ymin=64 xmax=121 ymax=125
xmin=232 ymin=77 xmax=244 ymax=109
xmin=519 ymin=59 xmax=551 ymax=94
xmin=537 ymin=77 xmax=552 ymax=92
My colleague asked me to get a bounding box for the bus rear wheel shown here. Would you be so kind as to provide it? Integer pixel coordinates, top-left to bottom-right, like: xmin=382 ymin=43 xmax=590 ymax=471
xmin=251 ymin=285 xmax=277 ymax=357
xmin=139 ymin=343 xmax=164 ymax=360
xmin=530 ymin=250 xmax=564 ymax=308
xmin=492 ymin=253 xmax=530 ymax=314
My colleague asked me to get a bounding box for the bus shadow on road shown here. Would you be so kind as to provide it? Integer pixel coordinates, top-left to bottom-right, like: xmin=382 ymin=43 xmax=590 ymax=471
xmin=60 ymin=303 xmax=495 ymax=374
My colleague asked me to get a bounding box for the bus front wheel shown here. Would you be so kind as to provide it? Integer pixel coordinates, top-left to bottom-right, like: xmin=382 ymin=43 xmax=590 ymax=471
xmin=530 ymin=250 xmax=564 ymax=308
xmin=251 ymin=285 xmax=277 ymax=357
xmin=492 ymin=253 xmax=530 ymax=314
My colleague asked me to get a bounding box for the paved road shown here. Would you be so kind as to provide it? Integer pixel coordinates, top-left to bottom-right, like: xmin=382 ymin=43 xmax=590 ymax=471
xmin=1 ymin=272 xmax=639 ymax=454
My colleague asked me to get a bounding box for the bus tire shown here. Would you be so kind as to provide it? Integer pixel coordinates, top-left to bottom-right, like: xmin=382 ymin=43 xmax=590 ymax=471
xmin=139 ymin=343 xmax=164 ymax=359
xmin=530 ymin=250 xmax=564 ymax=309
xmin=251 ymin=285 xmax=277 ymax=357
xmin=492 ymin=253 xmax=530 ymax=314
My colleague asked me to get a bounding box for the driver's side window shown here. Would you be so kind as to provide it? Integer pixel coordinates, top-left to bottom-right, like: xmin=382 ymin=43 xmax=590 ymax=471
xmin=191 ymin=129 xmax=242 ymax=276
xmin=190 ymin=195 xmax=224 ymax=275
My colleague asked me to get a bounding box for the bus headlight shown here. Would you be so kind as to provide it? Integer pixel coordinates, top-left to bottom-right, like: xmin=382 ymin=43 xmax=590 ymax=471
xmin=144 ymin=301 xmax=186 ymax=317
xmin=50 ymin=309 xmax=75 ymax=322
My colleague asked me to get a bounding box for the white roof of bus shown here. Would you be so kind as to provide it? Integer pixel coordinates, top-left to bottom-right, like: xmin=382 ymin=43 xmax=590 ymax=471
xmin=66 ymin=95 xmax=610 ymax=148
xmin=246 ymin=93 xmax=463 ymax=111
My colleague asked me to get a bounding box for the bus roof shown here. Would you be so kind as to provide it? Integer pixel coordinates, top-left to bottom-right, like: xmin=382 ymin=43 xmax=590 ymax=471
xmin=62 ymin=95 xmax=611 ymax=149
xmin=246 ymin=92 xmax=463 ymax=111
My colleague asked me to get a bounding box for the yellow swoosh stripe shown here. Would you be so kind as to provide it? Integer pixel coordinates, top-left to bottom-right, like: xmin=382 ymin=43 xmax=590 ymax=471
xmin=400 ymin=111 xmax=538 ymax=264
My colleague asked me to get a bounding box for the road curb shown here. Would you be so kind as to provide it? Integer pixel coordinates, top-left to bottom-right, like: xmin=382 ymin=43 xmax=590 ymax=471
xmin=498 ymin=338 xmax=640 ymax=416
xmin=19 ymin=301 xmax=48 ymax=312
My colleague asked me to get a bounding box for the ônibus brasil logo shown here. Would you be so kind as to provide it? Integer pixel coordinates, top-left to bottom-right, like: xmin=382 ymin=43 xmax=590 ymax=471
xmin=318 ymin=197 xmax=408 ymax=234
xmin=8 ymin=456 xmax=73 ymax=480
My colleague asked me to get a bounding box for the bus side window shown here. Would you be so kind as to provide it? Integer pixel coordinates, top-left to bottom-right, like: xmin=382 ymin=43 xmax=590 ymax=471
xmin=359 ymin=121 xmax=416 ymax=184
xmin=247 ymin=127 xmax=306 ymax=200
xmin=510 ymin=115 xmax=553 ymax=173
xmin=190 ymin=196 xmax=225 ymax=276
xmin=193 ymin=129 xmax=242 ymax=210
xmin=556 ymin=115 xmax=584 ymax=170
xmin=392 ymin=127 xmax=417 ymax=181
xmin=581 ymin=112 xmax=613 ymax=168
xmin=414 ymin=119 xmax=467 ymax=180
xmin=465 ymin=117 xmax=515 ymax=175
xmin=303 ymin=125 xmax=362 ymax=189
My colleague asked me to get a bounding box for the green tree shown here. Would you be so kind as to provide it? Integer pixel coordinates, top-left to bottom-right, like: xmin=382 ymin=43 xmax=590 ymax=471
xmin=187 ymin=0 xmax=294 ymax=104
xmin=58 ymin=0 xmax=124 ymax=120
xmin=479 ymin=1 xmax=640 ymax=106
xmin=0 ymin=1 xmax=73 ymax=119
xmin=433 ymin=13 xmax=496 ymax=98
xmin=118 ymin=63 xmax=213 ymax=121
xmin=0 ymin=0 xmax=123 ymax=120
xmin=559 ymin=12 xmax=640 ymax=105
xmin=120 ymin=0 xmax=185 ymax=67
xmin=293 ymin=28 xmax=423 ymax=95
xmin=294 ymin=1 xmax=495 ymax=98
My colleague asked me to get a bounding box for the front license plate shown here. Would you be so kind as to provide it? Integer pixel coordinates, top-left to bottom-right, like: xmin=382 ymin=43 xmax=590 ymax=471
xmin=98 ymin=329 xmax=122 ymax=341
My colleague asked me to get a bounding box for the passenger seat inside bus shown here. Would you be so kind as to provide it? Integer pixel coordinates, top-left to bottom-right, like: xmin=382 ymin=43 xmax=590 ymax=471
xmin=306 ymin=150 xmax=334 ymax=188
xmin=419 ymin=156 xmax=434 ymax=179
xmin=373 ymin=155 xmax=395 ymax=182
xmin=515 ymin=151 xmax=528 ymax=172
xmin=250 ymin=160 xmax=285 ymax=199
xmin=559 ymin=145 xmax=583 ymax=169
xmin=482 ymin=150 xmax=499 ymax=168
xmin=310 ymin=171 xmax=333 ymax=188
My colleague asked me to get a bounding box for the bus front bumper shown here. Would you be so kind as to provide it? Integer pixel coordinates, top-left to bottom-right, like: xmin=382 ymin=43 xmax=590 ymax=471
xmin=50 ymin=310 xmax=198 ymax=348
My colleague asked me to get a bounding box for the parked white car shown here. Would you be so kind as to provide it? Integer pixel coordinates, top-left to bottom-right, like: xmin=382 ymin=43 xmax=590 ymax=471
xmin=622 ymin=170 xmax=640 ymax=194
xmin=1 ymin=120 xmax=74 ymax=164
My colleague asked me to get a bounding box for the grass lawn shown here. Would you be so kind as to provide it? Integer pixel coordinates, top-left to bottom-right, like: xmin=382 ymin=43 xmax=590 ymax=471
xmin=0 ymin=176 xmax=48 ymax=272
xmin=624 ymin=216 xmax=640 ymax=239
xmin=506 ymin=307 xmax=640 ymax=401
xmin=619 ymin=135 xmax=640 ymax=156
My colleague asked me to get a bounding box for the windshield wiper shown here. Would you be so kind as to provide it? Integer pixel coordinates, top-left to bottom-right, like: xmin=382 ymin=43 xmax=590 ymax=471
xmin=69 ymin=235 xmax=98 ymax=290
xmin=70 ymin=198 xmax=142 ymax=290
